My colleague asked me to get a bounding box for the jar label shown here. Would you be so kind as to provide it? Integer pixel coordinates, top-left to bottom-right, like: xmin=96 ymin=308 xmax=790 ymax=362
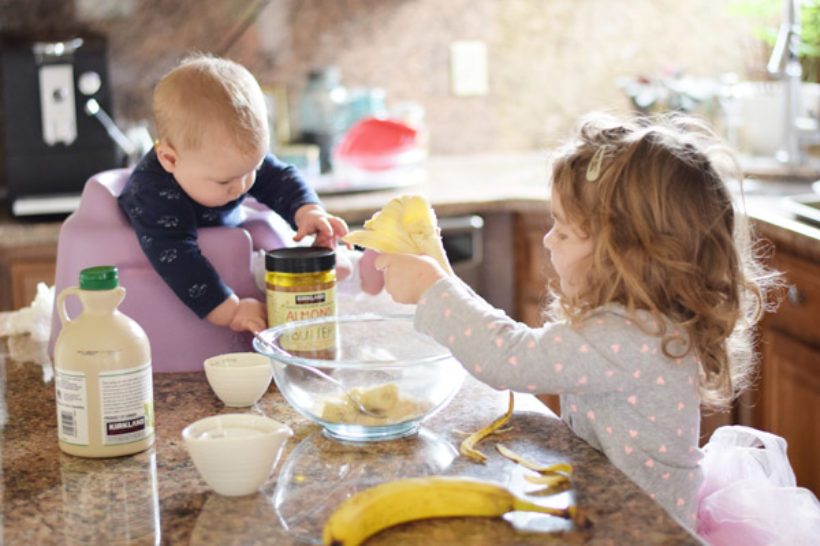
xmin=267 ymin=287 xmax=336 ymax=326
xmin=99 ymin=363 xmax=154 ymax=446
xmin=267 ymin=286 xmax=338 ymax=357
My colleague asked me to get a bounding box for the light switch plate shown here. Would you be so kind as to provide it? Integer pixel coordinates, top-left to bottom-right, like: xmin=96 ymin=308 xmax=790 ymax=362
xmin=450 ymin=40 xmax=489 ymax=97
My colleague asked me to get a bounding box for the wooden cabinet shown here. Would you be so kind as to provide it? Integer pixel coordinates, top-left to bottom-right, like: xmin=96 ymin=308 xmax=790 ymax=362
xmin=749 ymin=250 xmax=820 ymax=496
xmin=512 ymin=212 xmax=561 ymax=414
xmin=8 ymin=259 xmax=56 ymax=309
xmin=0 ymin=223 xmax=60 ymax=311
xmin=513 ymin=212 xmax=553 ymax=327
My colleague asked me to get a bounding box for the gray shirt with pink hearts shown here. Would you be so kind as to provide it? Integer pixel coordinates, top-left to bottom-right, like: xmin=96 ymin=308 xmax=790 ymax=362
xmin=414 ymin=276 xmax=704 ymax=529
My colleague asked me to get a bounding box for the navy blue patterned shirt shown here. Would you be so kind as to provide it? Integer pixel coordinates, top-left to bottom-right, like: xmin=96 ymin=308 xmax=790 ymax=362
xmin=118 ymin=149 xmax=320 ymax=318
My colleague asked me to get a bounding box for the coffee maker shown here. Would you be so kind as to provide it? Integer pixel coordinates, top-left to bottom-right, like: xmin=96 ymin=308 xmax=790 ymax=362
xmin=0 ymin=33 xmax=122 ymax=216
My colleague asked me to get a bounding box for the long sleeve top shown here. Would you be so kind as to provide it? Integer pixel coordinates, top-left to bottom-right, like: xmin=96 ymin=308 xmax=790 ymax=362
xmin=118 ymin=150 xmax=320 ymax=318
xmin=415 ymin=276 xmax=704 ymax=529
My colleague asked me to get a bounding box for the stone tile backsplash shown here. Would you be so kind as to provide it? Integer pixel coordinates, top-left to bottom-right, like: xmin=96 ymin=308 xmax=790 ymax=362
xmin=2 ymin=0 xmax=761 ymax=155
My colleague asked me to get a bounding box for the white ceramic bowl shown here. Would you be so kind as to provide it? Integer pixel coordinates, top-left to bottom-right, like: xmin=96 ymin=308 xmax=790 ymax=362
xmin=204 ymin=352 xmax=273 ymax=407
xmin=182 ymin=413 xmax=293 ymax=496
xmin=253 ymin=314 xmax=465 ymax=442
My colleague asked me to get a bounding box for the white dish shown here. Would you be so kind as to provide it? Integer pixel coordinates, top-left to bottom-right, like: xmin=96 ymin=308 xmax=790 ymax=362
xmin=782 ymin=193 xmax=820 ymax=225
xmin=182 ymin=414 xmax=292 ymax=496
xmin=204 ymin=352 xmax=272 ymax=407
xmin=308 ymin=164 xmax=424 ymax=195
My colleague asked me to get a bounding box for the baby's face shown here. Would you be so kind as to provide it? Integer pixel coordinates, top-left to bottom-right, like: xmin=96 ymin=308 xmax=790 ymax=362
xmin=170 ymin=136 xmax=266 ymax=208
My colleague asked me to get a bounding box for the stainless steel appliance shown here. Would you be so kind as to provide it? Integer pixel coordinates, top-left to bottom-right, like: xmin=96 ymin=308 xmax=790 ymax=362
xmin=0 ymin=34 xmax=122 ymax=216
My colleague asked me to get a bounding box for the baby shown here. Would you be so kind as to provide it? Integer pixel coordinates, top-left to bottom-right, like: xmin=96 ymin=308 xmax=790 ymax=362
xmin=118 ymin=54 xmax=348 ymax=333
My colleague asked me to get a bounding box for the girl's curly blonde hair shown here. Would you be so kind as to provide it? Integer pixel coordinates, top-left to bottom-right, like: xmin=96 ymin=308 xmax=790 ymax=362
xmin=547 ymin=112 xmax=781 ymax=409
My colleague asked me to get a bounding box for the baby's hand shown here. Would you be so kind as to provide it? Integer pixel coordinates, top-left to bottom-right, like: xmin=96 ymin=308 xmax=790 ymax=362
xmin=374 ymin=253 xmax=446 ymax=304
xmin=206 ymin=295 xmax=267 ymax=333
xmin=294 ymin=204 xmax=348 ymax=248
xmin=228 ymin=298 xmax=267 ymax=333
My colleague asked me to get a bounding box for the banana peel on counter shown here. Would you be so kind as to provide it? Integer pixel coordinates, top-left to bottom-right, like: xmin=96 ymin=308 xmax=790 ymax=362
xmin=342 ymin=194 xmax=455 ymax=275
xmin=459 ymin=390 xmax=515 ymax=463
xmin=321 ymin=475 xmax=586 ymax=546
xmin=461 ymin=396 xmax=576 ymax=495
xmin=495 ymin=444 xmax=574 ymax=477
xmin=495 ymin=444 xmax=574 ymax=495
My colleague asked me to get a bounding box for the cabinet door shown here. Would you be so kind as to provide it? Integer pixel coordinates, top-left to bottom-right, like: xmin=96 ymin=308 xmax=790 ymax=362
xmin=758 ymin=328 xmax=820 ymax=496
xmin=515 ymin=212 xmax=560 ymax=414
xmin=513 ymin=212 xmax=553 ymax=327
xmin=9 ymin=260 xmax=55 ymax=310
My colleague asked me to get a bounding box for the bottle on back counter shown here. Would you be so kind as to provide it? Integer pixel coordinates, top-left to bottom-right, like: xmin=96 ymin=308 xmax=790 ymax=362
xmin=53 ymin=265 xmax=154 ymax=458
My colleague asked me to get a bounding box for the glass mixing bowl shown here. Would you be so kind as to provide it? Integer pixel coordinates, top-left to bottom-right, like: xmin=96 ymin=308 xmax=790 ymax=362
xmin=253 ymin=314 xmax=465 ymax=442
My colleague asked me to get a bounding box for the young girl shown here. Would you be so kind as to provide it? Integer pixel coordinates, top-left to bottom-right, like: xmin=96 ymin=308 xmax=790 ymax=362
xmin=374 ymin=112 xmax=778 ymax=530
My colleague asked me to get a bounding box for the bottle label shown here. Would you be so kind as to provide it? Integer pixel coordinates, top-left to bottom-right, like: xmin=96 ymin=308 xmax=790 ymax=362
xmin=56 ymin=368 xmax=90 ymax=446
xmin=99 ymin=363 xmax=154 ymax=446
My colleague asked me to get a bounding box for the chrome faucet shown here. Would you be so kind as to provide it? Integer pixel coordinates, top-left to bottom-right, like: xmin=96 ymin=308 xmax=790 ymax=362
xmin=767 ymin=0 xmax=819 ymax=165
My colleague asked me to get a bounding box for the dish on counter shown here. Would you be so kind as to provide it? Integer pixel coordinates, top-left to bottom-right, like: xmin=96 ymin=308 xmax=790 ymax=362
xmin=782 ymin=193 xmax=820 ymax=225
xmin=307 ymin=165 xmax=424 ymax=195
xmin=181 ymin=414 xmax=293 ymax=496
xmin=253 ymin=313 xmax=465 ymax=442
xmin=203 ymin=352 xmax=272 ymax=407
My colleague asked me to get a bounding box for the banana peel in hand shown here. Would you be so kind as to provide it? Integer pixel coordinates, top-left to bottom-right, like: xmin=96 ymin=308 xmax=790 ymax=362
xmin=342 ymin=194 xmax=454 ymax=275
xmin=322 ymin=475 xmax=583 ymax=546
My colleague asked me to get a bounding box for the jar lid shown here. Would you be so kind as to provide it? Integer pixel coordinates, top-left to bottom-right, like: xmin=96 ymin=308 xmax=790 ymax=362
xmin=266 ymin=247 xmax=335 ymax=273
xmin=79 ymin=265 xmax=119 ymax=290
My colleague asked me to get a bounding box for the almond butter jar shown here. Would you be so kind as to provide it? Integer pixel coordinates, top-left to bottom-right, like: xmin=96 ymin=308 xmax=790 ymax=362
xmin=265 ymin=247 xmax=338 ymax=358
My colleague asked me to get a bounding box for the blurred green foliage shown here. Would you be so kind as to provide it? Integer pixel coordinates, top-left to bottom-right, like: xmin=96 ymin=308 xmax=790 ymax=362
xmin=729 ymin=0 xmax=820 ymax=80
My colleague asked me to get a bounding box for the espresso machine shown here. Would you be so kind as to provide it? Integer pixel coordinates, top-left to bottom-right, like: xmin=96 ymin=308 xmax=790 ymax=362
xmin=0 ymin=34 xmax=123 ymax=216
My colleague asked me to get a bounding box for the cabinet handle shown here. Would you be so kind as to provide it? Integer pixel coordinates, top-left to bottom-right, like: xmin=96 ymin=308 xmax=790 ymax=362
xmin=787 ymin=284 xmax=805 ymax=306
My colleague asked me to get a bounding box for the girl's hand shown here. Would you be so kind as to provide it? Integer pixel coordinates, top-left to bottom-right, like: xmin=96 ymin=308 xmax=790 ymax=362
xmin=359 ymin=248 xmax=385 ymax=295
xmin=293 ymin=204 xmax=349 ymax=248
xmin=374 ymin=253 xmax=447 ymax=304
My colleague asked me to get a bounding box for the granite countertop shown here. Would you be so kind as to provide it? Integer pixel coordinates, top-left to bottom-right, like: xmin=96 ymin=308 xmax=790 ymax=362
xmin=0 ymin=345 xmax=701 ymax=545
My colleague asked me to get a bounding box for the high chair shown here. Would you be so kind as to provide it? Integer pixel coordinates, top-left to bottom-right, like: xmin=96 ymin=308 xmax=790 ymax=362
xmin=47 ymin=168 xmax=291 ymax=372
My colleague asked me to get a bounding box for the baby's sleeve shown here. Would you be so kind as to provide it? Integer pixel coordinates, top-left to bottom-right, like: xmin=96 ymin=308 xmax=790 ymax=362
xmin=118 ymin=174 xmax=233 ymax=319
xmin=249 ymin=154 xmax=321 ymax=228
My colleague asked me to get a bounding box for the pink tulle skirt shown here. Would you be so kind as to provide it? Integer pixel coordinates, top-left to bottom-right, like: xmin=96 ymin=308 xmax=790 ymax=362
xmin=697 ymin=425 xmax=820 ymax=545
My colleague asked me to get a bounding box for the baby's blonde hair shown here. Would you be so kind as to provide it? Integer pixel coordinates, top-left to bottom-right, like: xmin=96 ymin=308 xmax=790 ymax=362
xmin=153 ymin=53 xmax=268 ymax=154
xmin=547 ymin=111 xmax=780 ymax=409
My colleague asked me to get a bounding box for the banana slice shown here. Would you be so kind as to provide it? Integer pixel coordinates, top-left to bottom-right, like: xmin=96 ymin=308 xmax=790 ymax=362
xmin=342 ymin=195 xmax=454 ymax=275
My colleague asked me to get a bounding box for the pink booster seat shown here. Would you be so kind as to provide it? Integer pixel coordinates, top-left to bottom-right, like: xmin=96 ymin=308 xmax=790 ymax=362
xmin=48 ymin=168 xmax=288 ymax=372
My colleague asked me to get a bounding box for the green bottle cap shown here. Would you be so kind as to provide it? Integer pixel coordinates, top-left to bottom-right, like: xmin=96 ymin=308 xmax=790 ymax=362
xmin=79 ymin=265 xmax=119 ymax=290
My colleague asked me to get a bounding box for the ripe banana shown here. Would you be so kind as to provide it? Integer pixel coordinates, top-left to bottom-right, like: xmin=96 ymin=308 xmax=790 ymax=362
xmin=342 ymin=194 xmax=454 ymax=275
xmin=322 ymin=475 xmax=577 ymax=546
